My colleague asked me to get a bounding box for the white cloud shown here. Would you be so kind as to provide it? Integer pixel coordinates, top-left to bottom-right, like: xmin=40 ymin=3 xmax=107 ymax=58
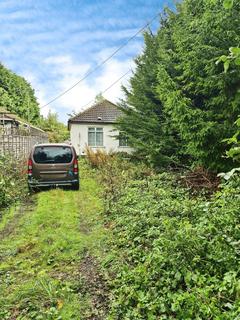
xmin=23 ymin=47 xmax=141 ymax=122
xmin=45 ymin=53 xmax=136 ymax=115
xmin=22 ymin=71 xmax=55 ymax=117
xmin=44 ymin=55 xmax=91 ymax=77
xmin=0 ymin=0 xmax=164 ymax=124
xmin=24 ymin=52 xmax=134 ymax=120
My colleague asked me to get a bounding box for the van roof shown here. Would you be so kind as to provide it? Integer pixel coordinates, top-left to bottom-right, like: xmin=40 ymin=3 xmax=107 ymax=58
xmin=34 ymin=143 xmax=72 ymax=148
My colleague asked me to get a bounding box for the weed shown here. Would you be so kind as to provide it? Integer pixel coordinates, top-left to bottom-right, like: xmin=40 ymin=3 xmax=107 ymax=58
xmin=0 ymin=160 xmax=107 ymax=319
xmin=99 ymin=160 xmax=240 ymax=319
xmin=0 ymin=155 xmax=28 ymax=213
xmin=84 ymin=146 xmax=112 ymax=167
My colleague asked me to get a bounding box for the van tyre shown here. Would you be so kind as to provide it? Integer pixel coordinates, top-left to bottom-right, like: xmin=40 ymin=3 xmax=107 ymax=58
xmin=72 ymin=182 xmax=80 ymax=190
xmin=28 ymin=184 xmax=38 ymax=193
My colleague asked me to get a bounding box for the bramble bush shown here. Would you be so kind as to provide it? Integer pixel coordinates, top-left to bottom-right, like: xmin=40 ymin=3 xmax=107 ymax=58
xmin=0 ymin=155 xmax=27 ymax=212
xmin=100 ymin=159 xmax=240 ymax=319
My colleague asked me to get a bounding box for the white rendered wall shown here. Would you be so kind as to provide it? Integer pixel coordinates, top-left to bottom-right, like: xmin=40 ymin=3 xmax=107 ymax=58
xmin=70 ymin=123 xmax=133 ymax=155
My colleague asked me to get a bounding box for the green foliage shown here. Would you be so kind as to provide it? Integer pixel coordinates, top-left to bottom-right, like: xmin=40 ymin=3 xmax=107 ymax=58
xmin=99 ymin=156 xmax=151 ymax=214
xmin=223 ymin=0 xmax=234 ymax=9
xmin=118 ymin=0 xmax=240 ymax=171
xmin=217 ymin=47 xmax=240 ymax=72
xmin=117 ymin=31 xmax=182 ymax=167
xmin=38 ymin=112 xmax=69 ymax=143
xmin=225 ymin=117 xmax=240 ymax=163
xmin=0 ymin=155 xmax=27 ymax=211
xmin=94 ymin=92 xmax=105 ymax=103
xmin=0 ymin=161 xmax=107 ymax=319
xmin=100 ymin=159 xmax=240 ymax=319
xmin=0 ymin=63 xmax=40 ymax=123
xmin=218 ymin=167 xmax=240 ymax=180
xmin=156 ymin=0 xmax=240 ymax=171
xmin=0 ymin=87 xmax=14 ymax=111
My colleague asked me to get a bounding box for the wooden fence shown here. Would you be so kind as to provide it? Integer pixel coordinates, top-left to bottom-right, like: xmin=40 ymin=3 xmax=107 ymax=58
xmin=0 ymin=132 xmax=48 ymax=158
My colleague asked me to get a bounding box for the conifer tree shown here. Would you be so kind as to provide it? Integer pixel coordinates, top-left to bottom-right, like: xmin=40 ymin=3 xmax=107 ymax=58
xmin=118 ymin=0 xmax=240 ymax=170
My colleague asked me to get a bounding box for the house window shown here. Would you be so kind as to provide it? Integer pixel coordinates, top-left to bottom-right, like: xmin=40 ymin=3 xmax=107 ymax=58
xmin=119 ymin=132 xmax=129 ymax=147
xmin=88 ymin=127 xmax=103 ymax=146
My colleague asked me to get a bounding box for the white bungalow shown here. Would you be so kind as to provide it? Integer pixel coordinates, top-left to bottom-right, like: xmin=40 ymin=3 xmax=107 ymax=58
xmin=68 ymin=99 xmax=132 ymax=156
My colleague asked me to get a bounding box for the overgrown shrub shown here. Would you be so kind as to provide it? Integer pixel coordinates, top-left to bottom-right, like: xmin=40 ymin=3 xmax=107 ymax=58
xmin=100 ymin=161 xmax=240 ymax=319
xmin=85 ymin=146 xmax=112 ymax=168
xmin=0 ymin=155 xmax=27 ymax=213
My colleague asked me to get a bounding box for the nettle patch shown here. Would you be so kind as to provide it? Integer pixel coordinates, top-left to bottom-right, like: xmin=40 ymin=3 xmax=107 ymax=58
xmin=99 ymin=159 xmax=240 ymax=320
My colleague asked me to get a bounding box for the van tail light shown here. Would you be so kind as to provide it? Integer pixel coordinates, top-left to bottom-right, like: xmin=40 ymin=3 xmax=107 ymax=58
xmin=28 ymin=159 xmax=33 ymax=175
xmin=73 ymin=158 xmax=78 ymax=174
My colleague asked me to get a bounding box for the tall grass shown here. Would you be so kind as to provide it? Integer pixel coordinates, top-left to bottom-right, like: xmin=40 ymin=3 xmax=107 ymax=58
xmin=84 ymin=146 xmax=113 ymax=167
xmin=0 ymin=161 xmax=107 ymax=319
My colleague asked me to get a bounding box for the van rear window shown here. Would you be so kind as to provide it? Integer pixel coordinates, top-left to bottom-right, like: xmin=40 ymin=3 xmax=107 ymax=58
xmin=33 ymin=146 xmax=73 ymax=164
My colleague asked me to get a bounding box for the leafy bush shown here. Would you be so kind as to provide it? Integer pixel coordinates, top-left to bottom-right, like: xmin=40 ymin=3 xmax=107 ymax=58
xmin=100 ymin=157 xmax=153 ymax=214
xmin=225 ymin=117 xmax=240 ymax=163
xmin=100 ymin=161 xmax=240 ymax=319
xmin=0 ymin=155 xmax=27 ymax=212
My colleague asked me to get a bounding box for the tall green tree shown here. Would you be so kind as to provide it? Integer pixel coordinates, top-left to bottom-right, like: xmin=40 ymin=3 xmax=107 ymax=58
xmin=117 ymin=30 xmax=182 ymax=167
xmin=94 ymin=92 xmax=105 ymax=103
xmin=38 ymin=112 xmax=69 ymax=143
xmin=157 ymin=0 xmax=240 ymax=170
xmin=0 ymin=63 xmax=40 ymax=123
xmin=118 ymin=0 xmax=240 ymax=171
xmin=218 ymin=0 xmax=240 ymax=166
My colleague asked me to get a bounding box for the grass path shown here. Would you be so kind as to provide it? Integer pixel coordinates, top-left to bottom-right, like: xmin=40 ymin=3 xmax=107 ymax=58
xmin=0 ymin=163 xmax=107 ymax=320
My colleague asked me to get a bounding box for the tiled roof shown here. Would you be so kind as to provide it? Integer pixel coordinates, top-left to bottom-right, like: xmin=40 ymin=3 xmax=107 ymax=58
xmin=68 ymin=99 xmax=123 ymax=124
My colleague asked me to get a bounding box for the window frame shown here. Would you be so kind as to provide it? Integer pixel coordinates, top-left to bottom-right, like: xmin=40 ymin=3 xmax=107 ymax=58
xmin=88 ymin=127 xmax=104 ymax=147
xmin=118 ymin=132 xmax=129 ymax=147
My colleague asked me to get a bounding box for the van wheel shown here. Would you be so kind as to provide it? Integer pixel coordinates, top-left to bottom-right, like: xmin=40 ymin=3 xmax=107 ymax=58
xmin=72 ymin=182 xmax=79 ymax=190
xmin=28 ymin=185 xmax=38 ymax=193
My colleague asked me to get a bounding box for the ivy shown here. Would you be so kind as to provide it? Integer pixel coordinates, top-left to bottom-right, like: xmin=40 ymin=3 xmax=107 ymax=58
xmin=100 ymin=159 xmax=240 ymax=319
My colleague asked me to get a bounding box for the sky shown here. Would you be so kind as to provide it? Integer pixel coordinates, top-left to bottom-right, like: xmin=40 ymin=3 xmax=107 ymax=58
xmin=0 ymin=0 xmax=173 ymax=123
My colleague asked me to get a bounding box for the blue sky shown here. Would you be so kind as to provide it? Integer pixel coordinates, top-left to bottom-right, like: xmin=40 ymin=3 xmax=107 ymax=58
xmin=0 ymin=0 xmax=172 ymax=123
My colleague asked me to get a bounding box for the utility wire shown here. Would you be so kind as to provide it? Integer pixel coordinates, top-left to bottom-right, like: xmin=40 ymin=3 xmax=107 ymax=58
xmin=76 ymin=69 xmax=132 ymax=113
xmin=41 ymin=12 xmax=159 ymax=109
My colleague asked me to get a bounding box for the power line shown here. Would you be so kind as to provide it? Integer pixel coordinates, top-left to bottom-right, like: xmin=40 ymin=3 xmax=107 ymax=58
xmin=76 ymin=69 xmax=132 ymax=113
xmin=41 ymin=12 xmax=159 ymax=109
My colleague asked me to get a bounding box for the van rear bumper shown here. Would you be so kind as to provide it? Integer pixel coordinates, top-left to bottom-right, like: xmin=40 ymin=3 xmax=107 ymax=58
xmin=28 ymin=179 xmax=79 ymax=187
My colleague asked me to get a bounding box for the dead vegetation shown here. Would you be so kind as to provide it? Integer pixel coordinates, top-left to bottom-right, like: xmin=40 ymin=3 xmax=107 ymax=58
xmin=180 ymin=166 xmax=220 ymax=195
xmin=84 ymin=146 xmax=112 ymax=167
